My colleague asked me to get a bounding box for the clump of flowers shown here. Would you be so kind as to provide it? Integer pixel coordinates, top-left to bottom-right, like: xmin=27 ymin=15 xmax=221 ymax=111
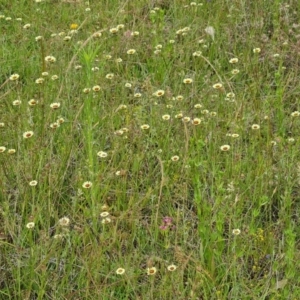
xmin=159 ymin=216 xmax=175 ymax=230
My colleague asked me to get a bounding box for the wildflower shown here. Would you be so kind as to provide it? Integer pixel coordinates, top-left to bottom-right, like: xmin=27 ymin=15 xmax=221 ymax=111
xmin=0 ymin=147 xmax=6 ymax=153
xmin=35 ymin=78 xmax=44 ymax=84
xmin=153 ymin=90 xmax=165 ymax=97
xmin=169 ymin=39 xmax=175 ymax=44
xmin=109 ymin=27 xmax=119 ymax=34
xmin=115 ymin=58 xmax=122 ymax=63
xmin=176 ymin=95 xmax=184 ymax=101
xmin=101 ymin=217 xmax=111 ymax=224
xmin=231 ymin=69 xmax=240 ymax=75
xmin=28 ymin=99 xmax=38 ymax=106
xmin=288 ymin=138 xmax=295 ymax=143
xmin=9 ymin=74 xmax=20 ymax=81
xmin=35 ymin=36 xmax=43 ymax=41
xmin=116 ymin=268 xmax=125 ymax=275
xmin=175 ymin=113 xmax=183 ymax=119
xmin=8 ymin=149 xmax=16 ymax=154
xmin=85 ymin=7 xmax=91 ymax=12
xmin=183 ymin=78 xmax=193 ymax=84
xmin=253 ymin=48 xmax=261 ymax=54
xmin=115 ymin=170 xmax=126 ymax=176
xmin=58 ymin=217 xmax=70 ymax=226
xmin=97 ymin=151 xmax=108 ymax=158
xmin=63 ymin=36 xmax=71 ymax=41
xmin=82 ymin=181 xmax=92 ymax=189
xmin=116 ymin=104 xmax=127 ymax=112
xmin=231 ymin=133 xmax=239 ymax=138
xmin=117 ymin=24 xmax=125 ymax=30
xmin=44 ymin=55 xmax=56 ymax=63
xmin=251 ymin=124 xmax=260 ymax=130
xmin=167 ymin=264 xmax=177 ymax=272
xmin=192 ymin=118 xmax=201 ymax=125
xmin=41 ymin=72 xmax=48 ymax=77
xmin=23 ymin=23 xmax=31 ymax=29
xmin=105 ymin=73 xmax=114 ymax=79
xmin=182 ymin=117 xmax=191 ymax=123
xmin=13 ymin=100 xmax=22 ymax=106
xmin=193 ymin=51 xmax=202 ymax=57
xmin=104 ymin=54 xmax=112 ymax=60
xmin=82 ymin=88 xmax=91 ymax=94
xmin=210 ymin=112 xmax=217 ymax=117
xmin=204 ymin=26 xmax=215 ymax=40
xmin=162 ymin=114 xmax=171 ymax=120
xmin=125 ymin=83 xmax=132 ymax=88
xmin=229 ymin=58 xmax=238 ymax=64
xmin=70 ymin=23 xmax=78 ymax=30
xmin=226 ymin=92 xmax=235 ymax=98
xmin=26 ymin=222 xmax=35 ymax=229
xmin=92 ymin=85 xmax=101 ymax=92
xmin=201 ymin=109 xmax=209 ymax=115
xmin=114 ymin=130 xmax=124 ymax=136
xmin=147 ymin=267 xmax=157 ymax=275
xmin=50 ymin=103 xmax=60 ymax=109
xmin=100 ymin=211 xmax=110 ymax=218
xmin=23 ymin=131 xmax=34 ymax=139
xmin=134 ymin=93 xmax=142 ymax=98
xmin=0 ymin=123 xmax=4 ymax=127
xmin=194 ymin=104 xmax=202 ymax=108
xmin=50 ymin=122 xmax=60 ymax=129
xmin=171 ymin=155 xmax=179 ymax=162
xmin=51 ymin=75 xmax=59 ymax=80
xmin=53 ymin=234 xmax=64 ymax=239
xmin=140 ymin=124 xmax=150 ymax=130
xmin=57 ymin=117 xmax=65 ymax=124
xmin=93 ymin=32 xmax=102 ymax=38
xmin=232 ymin=228 xmax=241 ymax=236
xmin=291 ymin=111 xmax=300 ymax=117
xmin=212 ymin=83 xmax=223 ymax=90
xmin=273 ymin=53 xmax=280 ymax=58
xmin=29 ymin=180 xmax=38 ymax=186
xmin=127 ymin=49 xmax=136 ymax=55
xmin=220 ymin=145 xmax=230 ymax=151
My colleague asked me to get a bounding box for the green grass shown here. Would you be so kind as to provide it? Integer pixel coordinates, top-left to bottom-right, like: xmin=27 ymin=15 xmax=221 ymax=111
xmin=1 ymin=1 xmax=300 ymax=299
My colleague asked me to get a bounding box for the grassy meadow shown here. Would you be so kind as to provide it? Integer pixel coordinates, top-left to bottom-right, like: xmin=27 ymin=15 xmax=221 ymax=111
xmin=1 ymin=0 xmax=300 ymax=299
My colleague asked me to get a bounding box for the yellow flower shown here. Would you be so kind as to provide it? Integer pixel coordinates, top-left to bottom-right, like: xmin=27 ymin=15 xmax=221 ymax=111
xmin=70 ymin=23 xmax=78 ymax=30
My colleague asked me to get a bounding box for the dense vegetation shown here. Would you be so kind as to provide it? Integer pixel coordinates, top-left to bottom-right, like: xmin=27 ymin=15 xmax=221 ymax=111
xmin=1 ymin=1 xmax=300 ymax=299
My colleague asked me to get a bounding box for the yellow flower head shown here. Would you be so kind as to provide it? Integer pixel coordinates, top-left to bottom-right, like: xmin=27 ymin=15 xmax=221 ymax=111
xmin=70 ymin=24 xmax=78 ymax=30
